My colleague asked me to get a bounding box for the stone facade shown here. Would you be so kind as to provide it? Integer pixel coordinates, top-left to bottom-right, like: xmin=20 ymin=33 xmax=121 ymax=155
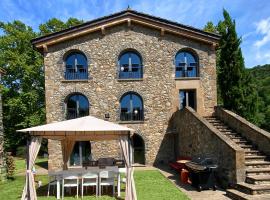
xmin=43 ymin=22 xmax=217 ymax=169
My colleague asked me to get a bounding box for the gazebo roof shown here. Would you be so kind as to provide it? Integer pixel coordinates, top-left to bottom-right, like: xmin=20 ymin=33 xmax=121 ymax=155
xmin=17 ymin=116 xmax=133 ymax=140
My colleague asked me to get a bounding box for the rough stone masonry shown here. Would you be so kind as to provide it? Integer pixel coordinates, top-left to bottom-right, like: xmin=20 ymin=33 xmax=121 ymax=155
xmin=43 ymin=23 xmax=217 ymax=169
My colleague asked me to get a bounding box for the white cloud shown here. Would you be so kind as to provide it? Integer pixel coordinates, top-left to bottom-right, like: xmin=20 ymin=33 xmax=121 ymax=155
xmin=254 ymin=17 xmax=270 ymax=48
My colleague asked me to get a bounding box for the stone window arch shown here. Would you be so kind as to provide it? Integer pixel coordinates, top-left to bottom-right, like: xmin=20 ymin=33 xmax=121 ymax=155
xmin=63 ymin=50 xmax=88 ymax=80
xmin=65 ymin=93 xmax=89 ymax=119
xmin=118 ymin=49 xmax=143 ymax=79
xmin=119 ymin=92 xmax=144 ymax=121
xmin=175 ymin=49 xmax=199 ymax=78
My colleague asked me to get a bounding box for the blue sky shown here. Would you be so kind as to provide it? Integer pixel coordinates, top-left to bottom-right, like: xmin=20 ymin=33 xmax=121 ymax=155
xmin=0 ymin=0 xmax=270 ymax=68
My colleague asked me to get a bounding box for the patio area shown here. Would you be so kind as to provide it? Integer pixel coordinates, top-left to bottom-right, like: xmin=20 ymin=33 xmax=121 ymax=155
xmin=17 ymin=116 xmax=137 ymax=200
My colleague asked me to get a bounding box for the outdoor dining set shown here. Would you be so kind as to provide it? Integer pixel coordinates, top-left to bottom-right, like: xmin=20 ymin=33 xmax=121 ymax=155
xmin=47 ymin=163 xmax=126 ymax=199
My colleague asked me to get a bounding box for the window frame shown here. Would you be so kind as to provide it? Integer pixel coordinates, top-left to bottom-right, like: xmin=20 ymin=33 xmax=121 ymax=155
xmin=120 ymin=92 xmax=144 ymax=122
xmin=118 ymin=50 xmax=143 ymax=79
xmin=64 ymin=52 xmax=88 ymax=80
xmin=65 ymin=93 xmax=89 ymax=120
xmin=175 ymin=50 xmax=198 ymax=78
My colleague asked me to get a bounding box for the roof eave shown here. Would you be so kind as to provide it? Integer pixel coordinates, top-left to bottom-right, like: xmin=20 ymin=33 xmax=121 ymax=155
xmin=32 ymin=10 xmax=220 ymax=52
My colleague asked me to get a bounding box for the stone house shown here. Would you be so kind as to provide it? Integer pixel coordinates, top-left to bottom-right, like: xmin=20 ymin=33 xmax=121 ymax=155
xmin=32 ymin=9 xmax=270 ymax=198
xmin=31 ymin=9 xmax=219 ymax=169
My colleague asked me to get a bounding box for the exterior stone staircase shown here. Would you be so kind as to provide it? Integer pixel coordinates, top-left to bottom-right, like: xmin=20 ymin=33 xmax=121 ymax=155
xmin=205 ymin=116 xmax=270 ymax=200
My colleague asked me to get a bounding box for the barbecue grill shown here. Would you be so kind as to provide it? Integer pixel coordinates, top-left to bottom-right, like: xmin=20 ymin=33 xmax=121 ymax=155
xmin=185 ymin=156 xmax=218 ymax=192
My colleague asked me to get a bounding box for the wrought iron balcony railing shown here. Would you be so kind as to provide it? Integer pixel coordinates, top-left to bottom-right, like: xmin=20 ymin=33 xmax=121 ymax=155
xmin=118 ymin=65 xmax=143 ymax=79
xmin=66 ymin=108 xmax=88 ymax=120
xmin=64 ymin=68 xmax=88 ymax=80
xmin=120 ymin=112 xmax=144 ymax=121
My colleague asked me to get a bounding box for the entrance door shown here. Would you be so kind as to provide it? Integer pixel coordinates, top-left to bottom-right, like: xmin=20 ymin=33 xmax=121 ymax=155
xmin=132 ymin=134 xmax=145 ymax=164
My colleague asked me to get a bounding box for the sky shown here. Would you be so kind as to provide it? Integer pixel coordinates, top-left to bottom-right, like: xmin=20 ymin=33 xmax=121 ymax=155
xmin=0 ymin=0 xmax=270 ymax=68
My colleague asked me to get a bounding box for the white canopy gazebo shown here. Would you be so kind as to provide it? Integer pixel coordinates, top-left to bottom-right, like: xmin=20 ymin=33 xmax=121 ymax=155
xmin=17 ymin=116 xmax=137 ymax=200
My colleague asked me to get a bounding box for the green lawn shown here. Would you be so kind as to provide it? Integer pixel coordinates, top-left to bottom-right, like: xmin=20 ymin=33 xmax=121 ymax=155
xmin=15 ymin=157 xmax=48 ymax=175
xmin=1 ymin=157 xmax=189 ymax=200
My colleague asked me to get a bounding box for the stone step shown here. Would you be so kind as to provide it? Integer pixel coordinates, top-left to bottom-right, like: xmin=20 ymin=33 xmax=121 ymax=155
xmin=240 ymin=144 xmax=254 ymax=148
xmin=246 ymin=168 xmax=270 ymax=175
xmin=245 ymin=161 xmax=270 ymax=167
xmin=217 ymin=128 xmax=234 ymax=132
xmin=209 ymin=121 xmax=223 ymax=124
xmin=245 ymin=155 xmax=267 ymax=161
xmin=230 ymin=135 xmax=243 ymax=138
xmin=214 ymin=125 xmax=231 ymax=129
xmin=223 ymin=132 xmax=238 ymax=136
xmin=226 ymin=189 xmax=270 ymax=200
xmin=207 ymin=119 xmax=222 ymax=122
xmin=240 ymin=145 xmax=256 ymax=151
xmin=235 ymin=140 xmax=250 ymax=145
xmin=245 ymin=149 xmax=261 ymax=154
xmin=204 ymin=116 xmax=217 ymax=119
xmin=246 ymin=175 xmax=270 ymax=185
xmin=236 ymin=182 xmax=270 ymax=195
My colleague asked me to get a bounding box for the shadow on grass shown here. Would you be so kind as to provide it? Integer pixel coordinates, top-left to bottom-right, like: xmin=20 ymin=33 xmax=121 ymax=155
xmin=35 ymin=160 xmax=48 ymax=170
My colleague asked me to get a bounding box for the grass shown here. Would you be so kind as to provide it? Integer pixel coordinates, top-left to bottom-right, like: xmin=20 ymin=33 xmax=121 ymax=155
xmin=15 ymin=157 xmax=48 ymax=175
xmin=1 ymin=157 xmax=189 ymax=200
xmin=135 ymin=170 xmax=189 ymax=200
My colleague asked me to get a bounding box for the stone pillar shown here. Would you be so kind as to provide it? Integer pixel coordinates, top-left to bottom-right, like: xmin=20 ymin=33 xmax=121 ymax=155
xmin=0 ymin=70 xmax=6 ymax=181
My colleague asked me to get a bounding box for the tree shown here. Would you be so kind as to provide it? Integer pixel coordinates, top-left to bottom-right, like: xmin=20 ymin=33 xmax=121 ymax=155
xmin=39 ymin=17 xmax=83 ymax=35
xmin=0 ymin=21 xmax=44 ymax=151
xmin=203 ymin=21 xmax=218 ymax=34
xmin=0 ymin=18 xmax=83 ymax=153
xmin=217 ymin=9 xmax=259 ymax=123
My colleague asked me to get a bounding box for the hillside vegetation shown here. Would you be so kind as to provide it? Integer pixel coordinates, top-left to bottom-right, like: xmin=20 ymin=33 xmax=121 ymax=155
xmin=249 ymin=64 xmax=270 ymax=131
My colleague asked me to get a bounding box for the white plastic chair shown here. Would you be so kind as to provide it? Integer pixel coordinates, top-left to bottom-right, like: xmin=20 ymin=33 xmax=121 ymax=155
xmin=47 ymin=173 xmax=57 ymax=197
xmin=99 ymin=170 xmax=116 ymax=196
xmin=62 ymin=174 xmax=79 ymax=199
xmin=119 ymin=168 xmax=127 ymax=183
xmin=81 ymin=172 xmax=98 ymax=198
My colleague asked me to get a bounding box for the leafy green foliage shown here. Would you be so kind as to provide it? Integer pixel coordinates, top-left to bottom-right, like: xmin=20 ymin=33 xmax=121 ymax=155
xmin=204 ymin=10 xmax=260 ymax=124
xmin=0 ymin=21 xmax=45 ymax=151
xmin=249 ymin=65 xmax=270 ymax=131
xmin=39 ymin=17 xmax=83 ymax=35
xmin=203 ymin=21 xmax=218 ymax=34
xmin=0 ymin=18 xmax=83 ymax=152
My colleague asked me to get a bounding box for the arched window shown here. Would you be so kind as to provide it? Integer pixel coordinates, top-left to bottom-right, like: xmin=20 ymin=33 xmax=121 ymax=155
xmin=118 ymin=51 xmax=143 ymax=79
xmin=175 ymin=51 xmax=198 ymax=77
xmin=64 ymin=52 xmax=88 ymax=80
xmin=65 ymin=93 xmax=89 ymax=119
xmin=120 ymin=93 xmax=143 ymax=121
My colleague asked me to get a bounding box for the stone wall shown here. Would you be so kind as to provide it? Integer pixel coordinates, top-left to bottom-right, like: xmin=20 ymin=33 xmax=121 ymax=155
xmin=170 ymin=107 xmax=245 ymax=187
xmin=0 ymin=85 xmax=6 ymax=181
xmin=44 ymin=23 xmax=217 ymax=169
xmin=215 ymin=106 xmax=270 ymax=156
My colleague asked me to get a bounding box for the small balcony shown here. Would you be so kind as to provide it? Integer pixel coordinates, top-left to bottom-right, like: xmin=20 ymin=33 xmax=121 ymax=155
xmin=175 ymin=65 xmax=198 ymax=78
xmin=120 ymin=111 xmax=144 ymax=121
xmin=66 ymin=108 xmax=88 ymax=120
xmin=64 ymin=68 xmax=88 ymax=80
xmin=118 ymin=65 xmax=143 ymax=79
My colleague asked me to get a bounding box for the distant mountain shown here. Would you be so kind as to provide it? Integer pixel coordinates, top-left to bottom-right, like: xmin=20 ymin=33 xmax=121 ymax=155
xmin=248 ymin=64 xmax=270 ymax=132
